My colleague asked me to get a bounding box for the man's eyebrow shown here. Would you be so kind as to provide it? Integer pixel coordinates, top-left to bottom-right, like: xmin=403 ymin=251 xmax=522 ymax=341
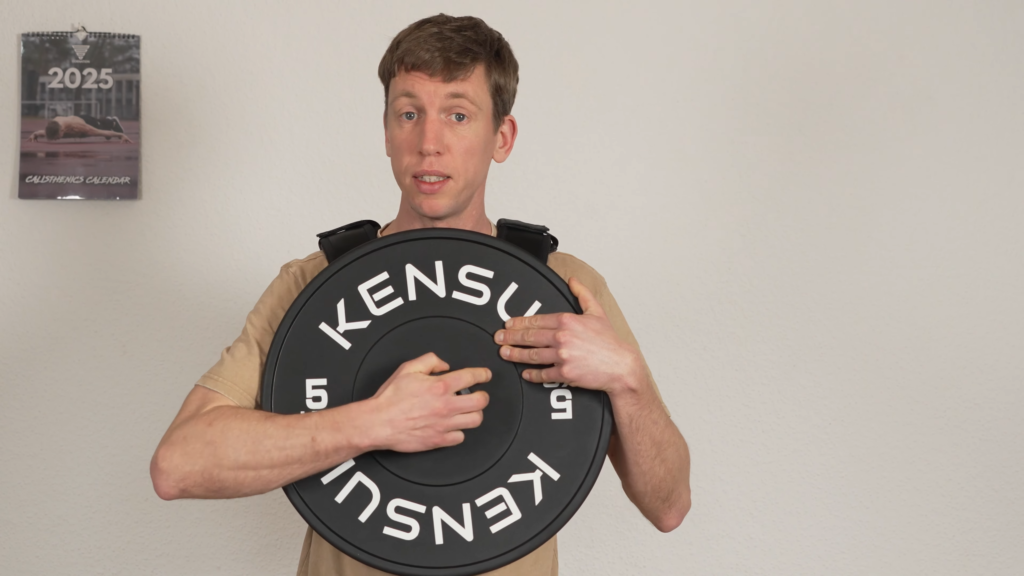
xmin=392 ymin=90 xmax=419 ymax=102
xmin=389 ymin=90 xmax=480 ymax=108
xmin=443 ymin=91 xmax=479 ymax=107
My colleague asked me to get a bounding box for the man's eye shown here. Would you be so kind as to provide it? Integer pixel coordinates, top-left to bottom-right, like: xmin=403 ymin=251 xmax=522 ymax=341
xmin=452 ymin=113 xmax=467 ymax=122
xmin=402 ymin=112 xmax=416 ymax=121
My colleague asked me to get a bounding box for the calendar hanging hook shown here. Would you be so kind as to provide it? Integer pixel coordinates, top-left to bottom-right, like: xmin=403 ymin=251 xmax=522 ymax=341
xmin=72 ymin=23 xmax=88 ymax=41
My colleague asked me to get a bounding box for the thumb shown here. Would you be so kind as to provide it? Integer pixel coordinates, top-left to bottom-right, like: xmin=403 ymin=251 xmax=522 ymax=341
xmin=568 ymin=277 xmax=605 ymax=317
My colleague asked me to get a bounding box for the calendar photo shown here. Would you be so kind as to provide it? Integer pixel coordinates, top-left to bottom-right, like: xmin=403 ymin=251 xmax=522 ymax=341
xmin=19 ymin=32 xmax=141 ymax=200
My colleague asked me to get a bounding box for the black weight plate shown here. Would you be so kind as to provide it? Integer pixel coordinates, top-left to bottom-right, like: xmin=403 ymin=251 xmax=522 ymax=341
xmin=262 ymin=228 xmax=612 ymax=576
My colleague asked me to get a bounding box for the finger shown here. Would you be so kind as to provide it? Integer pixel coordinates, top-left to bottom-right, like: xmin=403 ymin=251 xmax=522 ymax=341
xmin=500 ymin=345 xmax=561 ymax=365
xmin=522 ymin=366 xmax=564 ymax=383
xmin=448 ymin=410 xmax=484 ymax=431
xmin=569 ymin=277 xmax=605 ymax=318
xmin=399 ymin=352 xmax=450 ymax=375
xmin=450 ymin=390 xmax=490 ymax=413
xmin=494 ymin=327 xmax=558 ymax=347
xmin=440 ymin=430 xmax=465 ymax=448
xmin=503 ymin=313 xmax=563 ymax=330
xmin=441 ymin=367 xmax=492 ymax=394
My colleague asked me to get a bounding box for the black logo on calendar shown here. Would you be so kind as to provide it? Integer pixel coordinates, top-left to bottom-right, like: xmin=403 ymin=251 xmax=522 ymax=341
xmin=19 ymin=31 xmax=140 ymax=200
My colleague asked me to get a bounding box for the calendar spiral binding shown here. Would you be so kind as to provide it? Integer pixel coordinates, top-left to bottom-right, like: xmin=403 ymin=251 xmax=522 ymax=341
xmin=24 ymin=31 xmax=139 ymax=40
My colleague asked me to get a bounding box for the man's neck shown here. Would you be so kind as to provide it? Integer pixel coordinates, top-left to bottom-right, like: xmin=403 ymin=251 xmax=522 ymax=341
xmin=383 ymin=206 xmax=492 ymax=237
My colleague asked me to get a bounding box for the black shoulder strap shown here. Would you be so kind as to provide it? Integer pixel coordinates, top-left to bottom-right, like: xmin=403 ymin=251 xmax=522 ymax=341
xmin=317 ymin=220 xmax=381 ymax=264
xmin=317 ymin=218 xmax=558 ymax=265
xmin=496 ymin=218 xmax=559 ymax=264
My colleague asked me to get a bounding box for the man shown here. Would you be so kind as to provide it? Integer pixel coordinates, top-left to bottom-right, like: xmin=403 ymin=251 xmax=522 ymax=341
xmin=151 ymin=14 xmax=690 ymax=576
xmin=27 ymin=114 xmax=132 ymax=143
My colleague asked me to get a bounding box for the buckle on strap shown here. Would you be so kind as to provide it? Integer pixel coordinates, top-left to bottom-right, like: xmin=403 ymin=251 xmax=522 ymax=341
xmin=317 ymin=220 xmax=381 ymax=264
xmin=496 ymin=218 xmax=559 ymax=263
xmin=316 ymin=219 xmax=381 ymax=240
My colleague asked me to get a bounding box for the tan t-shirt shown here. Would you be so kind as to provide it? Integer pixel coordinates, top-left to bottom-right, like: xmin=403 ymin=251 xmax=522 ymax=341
xmin=196 ymin=235 xmax=663 ymax=576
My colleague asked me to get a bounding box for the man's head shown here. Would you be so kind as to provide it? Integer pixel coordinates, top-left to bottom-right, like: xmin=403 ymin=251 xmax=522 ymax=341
xmin=379 ymin=14 xmax=519 ymax=133
xmin=44 ymin=120 xmax=61 ymax=140
xmin=379 ymin=14 xmax=519 ymax=226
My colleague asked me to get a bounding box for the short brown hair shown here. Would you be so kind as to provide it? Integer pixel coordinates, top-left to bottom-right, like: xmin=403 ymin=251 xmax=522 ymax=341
xmin=378 ymin=14 xmax=519 ymax=132
xmin=45 ymin=120 xmax=61 ymax=140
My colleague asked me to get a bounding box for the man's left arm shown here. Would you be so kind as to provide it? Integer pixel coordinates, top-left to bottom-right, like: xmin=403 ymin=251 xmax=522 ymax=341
xmin=495 ymin=277 xmax=691 ymax=532
xmin=80 ymin=124 xmax=133 ymax=143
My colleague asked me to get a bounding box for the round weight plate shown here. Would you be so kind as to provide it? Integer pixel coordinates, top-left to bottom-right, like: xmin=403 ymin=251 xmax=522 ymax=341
xmin=262 ymin=228 xmax=612 ymax=576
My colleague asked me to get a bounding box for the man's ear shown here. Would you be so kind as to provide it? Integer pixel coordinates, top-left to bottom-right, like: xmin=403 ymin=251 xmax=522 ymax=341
xmin=383 ymin=110 xmax=391 ymax=158
xmin=492 ymin=114 xmax=518 ymax=163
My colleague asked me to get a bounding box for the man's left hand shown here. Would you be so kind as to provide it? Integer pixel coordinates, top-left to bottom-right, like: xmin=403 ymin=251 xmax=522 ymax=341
xmin=494 ymin=277 xmax=645 ymax=396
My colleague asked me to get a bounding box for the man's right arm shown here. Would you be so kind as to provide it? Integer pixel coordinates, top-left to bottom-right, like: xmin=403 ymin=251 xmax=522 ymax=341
xmin=150 ymin=353 xmax=490 ymax=500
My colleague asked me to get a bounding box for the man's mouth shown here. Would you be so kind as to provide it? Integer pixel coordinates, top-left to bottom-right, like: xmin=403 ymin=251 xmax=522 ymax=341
xmin=412 ymin=171 xmax=450 ymax=193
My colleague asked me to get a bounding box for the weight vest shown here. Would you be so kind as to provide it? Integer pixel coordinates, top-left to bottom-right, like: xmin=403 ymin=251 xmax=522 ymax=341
xmin=317 ymin=219 xmax=559 ymax=265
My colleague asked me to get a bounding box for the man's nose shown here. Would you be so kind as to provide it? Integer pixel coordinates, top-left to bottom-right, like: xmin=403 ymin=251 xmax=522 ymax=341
xmin=419 ymin=114 xmax=444 ymax=156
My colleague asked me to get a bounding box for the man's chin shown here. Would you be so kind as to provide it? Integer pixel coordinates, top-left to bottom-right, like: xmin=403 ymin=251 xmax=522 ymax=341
xmin=408 ymin=196 xmax=467 ymax=222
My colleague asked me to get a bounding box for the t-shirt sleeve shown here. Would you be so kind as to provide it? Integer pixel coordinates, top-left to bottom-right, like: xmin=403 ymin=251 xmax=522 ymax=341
xmin=195 ymin=255 xmax=324 ymax=409
xmin=547 ymin=253 xmax=671 ymax=417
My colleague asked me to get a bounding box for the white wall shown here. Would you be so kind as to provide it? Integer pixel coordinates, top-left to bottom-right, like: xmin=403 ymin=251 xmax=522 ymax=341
xmin=2 ymin=1 xmax=1022 ymax=574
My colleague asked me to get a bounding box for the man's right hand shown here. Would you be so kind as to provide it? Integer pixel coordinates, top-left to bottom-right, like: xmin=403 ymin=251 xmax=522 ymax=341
xmin=365 ymin=352 xmax=491 ymax=453
xmin=151 ymin=352 xmax=490 ymax=500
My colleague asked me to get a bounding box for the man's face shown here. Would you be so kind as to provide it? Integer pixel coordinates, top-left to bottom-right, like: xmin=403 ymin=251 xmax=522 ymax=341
xmin=384 ymin=65 xmax=515 ymax=222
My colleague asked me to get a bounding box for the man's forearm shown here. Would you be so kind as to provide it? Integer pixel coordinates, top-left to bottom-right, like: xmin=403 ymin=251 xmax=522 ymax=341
xmin=607 ymin=373 xmax=691 ymax=532
xmin=151 ymin=397 xmax=375 ymax=500
xmin=152 ymin=357 xmax=491 ymax=501
xmin=81 ymin=125 xmax=117 ymax=138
